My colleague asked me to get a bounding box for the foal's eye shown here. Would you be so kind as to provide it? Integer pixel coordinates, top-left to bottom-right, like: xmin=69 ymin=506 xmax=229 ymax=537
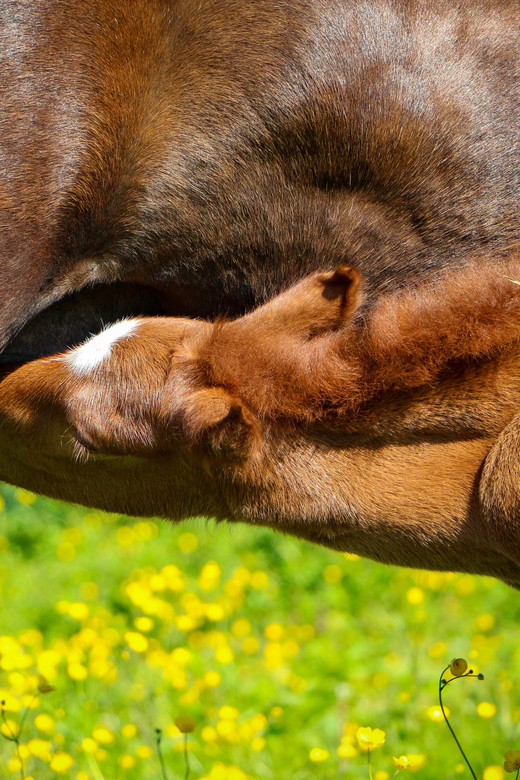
xmin=71 ymin=429 xmax=99 ymax=460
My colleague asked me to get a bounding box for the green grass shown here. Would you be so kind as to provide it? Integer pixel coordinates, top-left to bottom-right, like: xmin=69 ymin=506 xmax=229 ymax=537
xmin=0 ymin=484 xmax=518 ymax=780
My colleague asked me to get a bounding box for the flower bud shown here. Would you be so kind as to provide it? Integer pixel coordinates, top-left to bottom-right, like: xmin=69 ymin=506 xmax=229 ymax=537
xmin=174 ymin=715 xmax=197 ymax=733
xmin=450 ymin=658 xmax=468 ymax=677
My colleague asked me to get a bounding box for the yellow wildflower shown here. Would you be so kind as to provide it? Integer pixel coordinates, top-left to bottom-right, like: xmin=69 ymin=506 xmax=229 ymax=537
xmin=427 ymin=705 xmax=449 ymax=722
xmin=134 ymin=616 xmax=154 ymax=632
xmin=0 ymin=690 xmax=22 ymax=712
xmin=264 ymin=623 xmax=284 ymax=640
xmin=201 ymin=726 xmax=218 ymax=742
xmin=7 ymin=757 xmax=22 ymax=773
xmin=251 ymin=571 xmax=269 ymax=589
xmin=393 ymin=754 xmax=426 ymax=770
xmin=504 ymin=750 xmax=520 ymax=773
xmin=178 ymin=532 xmax=198 ymax=552
xmin=205 ymin=671 xmax=221 ymax=687
xmin=219 ymin=706 xmax=239 ymax=720
xmin=125 ymin=632 xmax=148 ymax=653
xmin=67 ymin=602 xmax=89 ymax=621
xmin=119 ymin=755 xmax=136 ymax=769
xmin=484 ymin=767 xmax=505 ymax=780
xmin=407 ymin=754 xmax=426 ymax=770
xmin=136 ymin=745 xmax=154 ymax=759
xmin=338 ymin=743 xmax=358 ymax=759
xmin=27 ymin=739 xmax=51 ymax=758
xmin=67 ymin=662 xmax=87 ymax=681
xmin=250 ymin=714 xmax=267 ymax=733
xmin=450 ymin=658 xmax=468 ymax=677
xmin=92 ymin=726 xmax=114 ymax=744
xmin=309 ymin=748 xmax=330 ymax=762
xmin=215 ymin=645 xmax=234 ymax=664
xmin=324 ymin=565 xmax=343 ymax=583
xmin=49 ymin=752 xmax=74 ymax=773
xmin=356 ymin=727 xmax=386 ymax=751
xmin=232 ymin=619 xmax=251 ymax=637
xmin=34 ymin=713 xmax=55 ymax=733
xmin=1 ymin=719 xmax=19 ymax=738
xmin=477 ymin=702 xmax=497 ymax=719
xmin=406 ymin=587 xmax=424 ymax=605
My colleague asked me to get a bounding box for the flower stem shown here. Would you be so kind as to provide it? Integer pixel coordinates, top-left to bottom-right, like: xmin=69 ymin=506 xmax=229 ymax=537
xmin=367 ymin=749 xmax=373 ymax=780
xmin=184 ymin=733 xmax=190 ymax=780
xmin=1 ymin=704 xmax=25 ymax=780
xmin=155 ymin=729 xmax=169 ymax=780
xmin=438 ymin=667 xmax=479 ymax=780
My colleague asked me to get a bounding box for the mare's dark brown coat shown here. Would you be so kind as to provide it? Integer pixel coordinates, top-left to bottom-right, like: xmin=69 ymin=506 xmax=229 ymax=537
xmin=2 ymin=0 xmax=520 ymax=357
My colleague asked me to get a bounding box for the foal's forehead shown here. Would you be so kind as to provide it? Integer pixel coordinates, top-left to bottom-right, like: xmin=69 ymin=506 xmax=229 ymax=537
xmin=65 ymin=319 xmax=141 ymax=374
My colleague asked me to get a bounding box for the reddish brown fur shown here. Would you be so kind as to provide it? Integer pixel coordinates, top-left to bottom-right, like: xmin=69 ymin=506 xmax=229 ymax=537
xmin=201 ymin=260 xmax=520 ymax=420
xmin=1 ymin=263 xmax=520 ymax=587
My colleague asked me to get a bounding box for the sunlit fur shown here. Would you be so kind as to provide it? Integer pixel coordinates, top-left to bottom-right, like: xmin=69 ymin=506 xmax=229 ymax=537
xmin=2 ymin=262 xmax=520 ymax=587
xmin=202 ymin=260 xmax=520 ymax=420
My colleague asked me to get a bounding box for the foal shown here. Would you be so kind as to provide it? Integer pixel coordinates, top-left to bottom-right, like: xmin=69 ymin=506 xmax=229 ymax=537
xmin=1 ymin=261 xmax=520 ymax=586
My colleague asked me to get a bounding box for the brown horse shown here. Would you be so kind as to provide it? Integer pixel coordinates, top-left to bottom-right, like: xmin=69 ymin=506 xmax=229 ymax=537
xmin=2 ymin=0 xmax=520 ymax=362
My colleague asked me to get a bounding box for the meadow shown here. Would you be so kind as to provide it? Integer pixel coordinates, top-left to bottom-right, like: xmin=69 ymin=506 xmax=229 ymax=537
xmin=0 ymin=484 xmax=518 ymax=780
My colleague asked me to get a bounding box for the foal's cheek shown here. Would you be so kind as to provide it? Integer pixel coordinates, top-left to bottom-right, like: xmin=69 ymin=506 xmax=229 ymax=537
xmin=0 ymin=361 xmax=71 ymax=458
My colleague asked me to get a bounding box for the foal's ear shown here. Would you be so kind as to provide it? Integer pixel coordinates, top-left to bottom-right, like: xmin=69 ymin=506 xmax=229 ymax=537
xmin=316 ymin=264 xmax=363 ymax=324
xmin=285 ymin=263 xmax=363 ymax=338
xmin=242 ymin=264 xmax=363 ymax=339
xmin=181 ymin=388 xmax=258 ymax=459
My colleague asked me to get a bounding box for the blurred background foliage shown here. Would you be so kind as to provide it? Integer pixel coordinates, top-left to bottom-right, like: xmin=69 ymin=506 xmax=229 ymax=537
xmin=0 ymin=484 xmax=518 ymax=780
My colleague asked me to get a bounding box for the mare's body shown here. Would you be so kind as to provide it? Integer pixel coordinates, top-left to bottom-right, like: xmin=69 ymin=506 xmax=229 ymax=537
xmin=2 ymin=0 xmax=520 ymax=357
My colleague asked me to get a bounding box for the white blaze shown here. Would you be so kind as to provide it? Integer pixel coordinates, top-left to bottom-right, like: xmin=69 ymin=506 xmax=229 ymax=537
xmin=66 ymin=319 xmax=140 ymax=373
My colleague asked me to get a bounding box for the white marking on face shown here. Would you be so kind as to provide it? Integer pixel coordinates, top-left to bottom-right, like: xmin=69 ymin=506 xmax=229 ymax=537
xmin=66 ymin=319 xmax=140 ymax=373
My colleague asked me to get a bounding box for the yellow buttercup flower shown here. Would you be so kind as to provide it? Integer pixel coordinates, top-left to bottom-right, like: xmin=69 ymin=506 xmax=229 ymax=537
xmin=338 ymin=742 xmax=358 ymax=759
xmin=92 ymin=726 xmax=114 ymax=744
xmin=119 ymin=755 xmax=136 ymax=769
xmin=27 ymin=738 xmax=51 ymax=758
xmin=450 ymin=658 xmax=468 ymax=677
xmin=478 ymin=702 xmax=497 ymax=719
xmin=49 ymin=752 xmax=74 ymax=773
xmin=427 ymin=705 xmax=450 ymax=722
xmin=407 ymin=754 xmax=426 ymax=770
xmin=356 ymin=727 xmax=386 ymax=751
xmin=393 ymin=754 xmax=427 ymax=771
xmin=136 ymin=745 xmax=154 ymax=759
xmin=34 ymin=714 xmax=54 ymax=732
xmin=504 ymin=749 xmax=520 ymax=773
xmin=394 ymin=756 xmax=413 ymax=770
xmin=309 ymin=748 xmax=329 ymax=762
xmin=484 ymin=767 xmax=505 ymax=780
